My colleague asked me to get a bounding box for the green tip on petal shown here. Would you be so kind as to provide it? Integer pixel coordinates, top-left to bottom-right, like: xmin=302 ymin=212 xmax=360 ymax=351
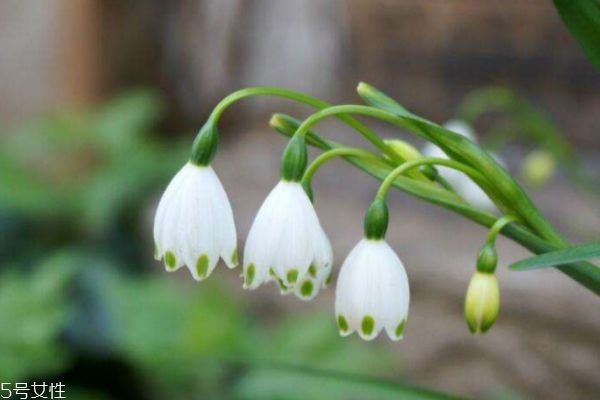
xmin=286 ymin=269 xmax=299 ymax=284
xmin=308 ymin=264 xmax=317 ymax=278
xmin=270 ymin=268 xmax=289 ymax=291
xmin=480 ymin=318 xmax=495 ymax=334
xmin=337 ymin=315 xmax=349 ymax=332
xmin=395 ymin=320 xmax=406 ymax=338
xmin=245 ymin=264 xmax=255 ymax=286
xmin=361 ymin=316 xmax=375 ymax=336
xmin=164 ymin=251 xmax=177 ymax=271
xmin=196 ymin=254 xmax=209 ymax=278
xmin=300 ymin=280 xmax=314 ymax=297
xmin=231 ymin=248 xmax=239 ymax=266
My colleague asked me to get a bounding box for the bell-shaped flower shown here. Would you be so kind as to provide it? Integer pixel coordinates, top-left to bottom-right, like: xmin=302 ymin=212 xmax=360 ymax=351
xmin=422 ymin=119 xmax=498 ymax=211
xmin=242 ymin=180 xmax=332 ymax=295
xmin=335 ymin=238 xmax=410 ymax=341
xmin=153 ymin=162 xmax=237 ymax=280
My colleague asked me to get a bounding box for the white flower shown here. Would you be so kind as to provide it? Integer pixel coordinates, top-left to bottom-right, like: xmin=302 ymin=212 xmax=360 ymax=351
xmin=243 ymin=181 xmax=332 ymax=298
xmin=335 ymin=239 xmax=410 ymax=341
xmin=153 ymin=162 xmax=237 ymax=280
xmin=422 ymin=119 xmax=498 ymax=211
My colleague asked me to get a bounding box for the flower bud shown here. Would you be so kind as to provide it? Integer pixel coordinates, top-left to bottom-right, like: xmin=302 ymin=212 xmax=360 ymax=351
xmin=269 ymin=113 xmax=299 ymax=137
xmin=190 ymin=120 xmax=219 ymax=166
xmin=521 ymin=149 xmax=556 ymax=187
xmin=384 ymin=139 xmax=422 ymax=161
xmin=464 ymin=272 xmax=500 ymax=334
xmin=356 ymin=82 xmax=410 ymax=116
xmin=384 ymin=139 xmax=438 ymax=182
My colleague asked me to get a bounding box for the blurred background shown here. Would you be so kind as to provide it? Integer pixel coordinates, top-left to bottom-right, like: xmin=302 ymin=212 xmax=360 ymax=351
xmin=0 ymin=1 xmax=598 ymax=399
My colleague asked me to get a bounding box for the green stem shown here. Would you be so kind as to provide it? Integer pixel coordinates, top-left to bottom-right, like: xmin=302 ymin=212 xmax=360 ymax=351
xmin=375 ymin=158 xmax=486 ymax=201
xmin=302 ymin=147 xmax=390 ymax=186
xmin=207 ymin=87 xmax=405 ymax=164
xmin=486 ymin=215 xmax=519 ymax=245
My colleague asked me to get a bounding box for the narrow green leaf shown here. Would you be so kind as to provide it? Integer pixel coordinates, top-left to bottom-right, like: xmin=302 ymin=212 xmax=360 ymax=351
xmin=553 ymin=0 xmax=600 ymax=71
xmin=510 ymin=242 xmax=600 ymax=271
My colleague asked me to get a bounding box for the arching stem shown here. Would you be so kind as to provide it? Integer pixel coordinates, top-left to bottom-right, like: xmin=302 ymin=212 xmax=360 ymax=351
xmin=375 ymin=157 xmax=488 ymax=201
xmin=302 ymin=147 xmax=390 ymax=187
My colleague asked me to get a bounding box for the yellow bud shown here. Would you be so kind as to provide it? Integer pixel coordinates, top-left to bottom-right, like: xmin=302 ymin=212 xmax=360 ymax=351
xmin=464 ymin=272 xmax=500 ymax=334
xmin=384 ymin=139 xmax=422 ymax=161
xmin=383 ymin=139 xmax=430 ymax=182
xmin=521 ymin=150 xmax=556 ymax=187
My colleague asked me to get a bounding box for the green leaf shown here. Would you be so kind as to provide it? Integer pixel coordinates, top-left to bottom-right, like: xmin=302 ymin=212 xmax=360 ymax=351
xmin=553 ymin=0 xmax=600 ymax=71
xmin=510 ymin=242 xmax=600 ymax=271
xmin=234 ymin=365 xmax=466 ymax=400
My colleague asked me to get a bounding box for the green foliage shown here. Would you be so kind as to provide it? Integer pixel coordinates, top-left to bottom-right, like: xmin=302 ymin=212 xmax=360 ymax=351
xmin=510 ymin=242 xmax=600 ymax=271
xmin=0 ymin=253 xmax=77 ymax=380
xmin=234 ymin=369 xmax=464 ymax=400
xmin=457 ymin=87 xmax=598 ymax=195
xmin=0 ymin=89 xmax=187 ymax=234
xmin=553 ymin=0 xmax=600 ymax=71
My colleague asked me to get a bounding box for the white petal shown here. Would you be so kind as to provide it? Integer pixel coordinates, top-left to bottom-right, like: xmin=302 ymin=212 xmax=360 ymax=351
xmin=443 ymin=119 xmax=476 ymax=142
xmin=158 ymin=166 xmax=195 ymax=271
xmin=202 ymin=167 xmax=238 ymax=269
xmin=456 ymin=178 xmax=497 ymax=212
xmin=421 ymin=143 xmax=465 ymax=188
xmin=180 ymin=168 xmax=220 ymax=280
xmin=153 ymin=163 xmax=190 ymax=259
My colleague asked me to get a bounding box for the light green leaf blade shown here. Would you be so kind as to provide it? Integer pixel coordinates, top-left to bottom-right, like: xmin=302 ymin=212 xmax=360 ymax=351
xmin=510 ymin=242 xmax=600 ymax=271
xmin=553 ymin=0 xmax=600 ymax=71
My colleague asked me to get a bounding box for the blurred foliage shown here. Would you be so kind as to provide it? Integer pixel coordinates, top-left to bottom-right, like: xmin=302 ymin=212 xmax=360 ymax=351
xmin=0 ymin=89 xmax=188 ymax=235
xmin=457 ymin=87 xmax=599 ymax=197
xmin=0 ymin=253 xmax=75 ymax=381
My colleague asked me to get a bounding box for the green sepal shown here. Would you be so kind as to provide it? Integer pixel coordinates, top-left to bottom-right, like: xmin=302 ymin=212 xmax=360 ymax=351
xmin=477 ymin=244 xmax=498 ymax=274
xmin=190 ymin=119 xmax=219 ymax=166
xmin=302 ymin=181 xmax=314 ymax=202
xmin=280 ymin=134 xmax=308 ymax=182
xmin=364 ymin=198 xmax=389 ymax=240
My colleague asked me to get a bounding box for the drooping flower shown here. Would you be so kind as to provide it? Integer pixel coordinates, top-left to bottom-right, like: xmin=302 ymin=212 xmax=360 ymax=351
xmin=242 ymin=180 xmax=332 ymax=297
xmin=153 ymin=162 xmax=237 ymax=280
xmin=335 ymin=238 xmax=410 ymax=341
xmin=421 ymin=119 xmax=498 ymax=211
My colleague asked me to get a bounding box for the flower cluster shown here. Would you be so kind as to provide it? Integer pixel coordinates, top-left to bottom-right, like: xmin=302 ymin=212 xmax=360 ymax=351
xmin=152 ymin=85 xmax=513 ymax=342
xmin=153 ymin=117 xmax=411 ymax=341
